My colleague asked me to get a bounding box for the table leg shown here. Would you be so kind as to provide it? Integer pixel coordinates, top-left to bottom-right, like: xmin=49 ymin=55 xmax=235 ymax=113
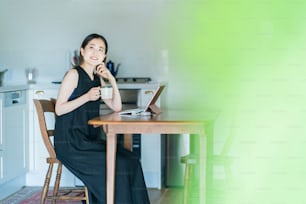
xmin=201 ymin=122 xmax=213 ymax=204
xmin=200 ymin=131 xmax=207 ymax=204
xmin=107 ymin=132 xmax=117 ymax=204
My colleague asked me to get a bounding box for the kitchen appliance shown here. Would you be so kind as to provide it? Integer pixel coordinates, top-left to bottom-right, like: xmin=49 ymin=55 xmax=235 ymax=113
xmin=116 ymin=77 xmax=151 ymax=84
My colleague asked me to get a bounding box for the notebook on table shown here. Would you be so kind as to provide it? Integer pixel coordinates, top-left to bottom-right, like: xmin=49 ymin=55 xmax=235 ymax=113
xmin=119 ymin=85 xmax=165 ymax=116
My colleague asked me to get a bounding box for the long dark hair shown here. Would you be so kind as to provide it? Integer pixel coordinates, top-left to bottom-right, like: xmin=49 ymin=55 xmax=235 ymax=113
xmin=78 ymin=33 xmax=108 ymax=65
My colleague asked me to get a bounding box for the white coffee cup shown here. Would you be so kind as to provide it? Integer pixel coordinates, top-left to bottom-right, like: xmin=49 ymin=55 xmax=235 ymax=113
xmin=100 ymin=86 xmax=113 ymax=99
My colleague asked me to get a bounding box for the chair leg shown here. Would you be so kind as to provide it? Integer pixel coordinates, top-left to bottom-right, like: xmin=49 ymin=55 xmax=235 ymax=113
xmin=41 ymin=163 xmax=54 ymax=204
xmin=183 ymin=164 xmax=190 ymax=204
xmin=52 ymin=163 xmax=62 ymax=204
xmin=224 ymin=160 xmax=233 ymax=183
xmin=85 ymin=186 xmax=89 ymax=204
xmin=189 ymin=164 xmax=199 ymax=202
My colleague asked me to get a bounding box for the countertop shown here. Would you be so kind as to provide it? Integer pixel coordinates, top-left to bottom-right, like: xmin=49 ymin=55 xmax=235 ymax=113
xmin=0 ymin=83 xmax=61 ymax=93
xmin=0 ymin=84 xmax=28 ymax=93
xmin=0 ymin=81 xmax=162 ymax=93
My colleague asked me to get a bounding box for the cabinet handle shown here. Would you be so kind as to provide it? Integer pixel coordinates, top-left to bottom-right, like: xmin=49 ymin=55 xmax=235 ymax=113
xmin=35 ymin=90 xmax=45 ymax=95
xmin=12 ymin=100 xmax=19 ymax=104
xmin=144 ymin=90 xmax=154 ymax=95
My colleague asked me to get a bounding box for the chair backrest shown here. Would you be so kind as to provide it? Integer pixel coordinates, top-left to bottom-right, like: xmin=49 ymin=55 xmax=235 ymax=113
xmin=33 ymin=99 xmax=56 ymax=159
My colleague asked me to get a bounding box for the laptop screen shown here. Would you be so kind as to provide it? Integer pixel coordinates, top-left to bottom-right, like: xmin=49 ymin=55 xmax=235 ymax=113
xmin=119 ymin=85 xmax=165 ymax=115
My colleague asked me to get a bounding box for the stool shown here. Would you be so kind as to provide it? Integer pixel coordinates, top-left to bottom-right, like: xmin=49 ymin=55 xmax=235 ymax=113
xmin=180 ymin=154 xmax=199 ymax=204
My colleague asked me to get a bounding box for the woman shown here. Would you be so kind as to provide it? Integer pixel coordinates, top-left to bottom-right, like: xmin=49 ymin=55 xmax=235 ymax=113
xmin=54 ymin=33 xmax=150 ymax=204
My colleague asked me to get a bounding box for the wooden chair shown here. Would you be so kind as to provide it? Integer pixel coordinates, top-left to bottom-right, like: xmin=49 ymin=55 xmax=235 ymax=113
xmin=180 ymin=115 xmax=235 ymax=204
xmin=33 ymin=99 xmax=89 ymax=204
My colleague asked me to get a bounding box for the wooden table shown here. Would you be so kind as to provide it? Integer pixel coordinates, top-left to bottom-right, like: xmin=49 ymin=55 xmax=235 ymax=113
xmin=88 ymin=110 xmax=214 ymax=204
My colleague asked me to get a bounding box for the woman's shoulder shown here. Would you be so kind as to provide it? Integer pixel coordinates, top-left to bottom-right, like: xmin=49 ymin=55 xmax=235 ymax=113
xmin=66 ymin=67 xmax=79 ymax=75
xmin=62 ymin=67 xmax=79 ymax=82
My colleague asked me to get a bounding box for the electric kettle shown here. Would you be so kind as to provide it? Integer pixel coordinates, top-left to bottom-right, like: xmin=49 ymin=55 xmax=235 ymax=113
xmin=106 ymin=60 xmax=121 ymax=77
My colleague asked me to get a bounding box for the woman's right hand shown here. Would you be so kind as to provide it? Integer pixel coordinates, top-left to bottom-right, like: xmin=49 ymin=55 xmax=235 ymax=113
xmin=96 ymin=63 xmax=116 ymax=83
xmin=87 ymin=87 xmax=101 ymax=101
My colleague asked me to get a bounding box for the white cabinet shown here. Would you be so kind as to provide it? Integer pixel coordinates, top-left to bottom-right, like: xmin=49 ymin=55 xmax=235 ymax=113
xmin=0 ymin=90 xmax=28 ymax=199
xmin=0 ymin=90 xmax=27 ymax=183
xmin=26 ymin=87 xmax=76 ymax=187
xmin=3 ymin=96 xmax=27 ymax=180
xmin=27 ymin=88 xmax=58 ymax=173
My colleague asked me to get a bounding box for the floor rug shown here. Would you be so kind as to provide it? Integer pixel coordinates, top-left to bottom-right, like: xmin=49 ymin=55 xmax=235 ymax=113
xmin=0 ymin=186 xmax=176 ymax=204
xmin=0 ymin=187 xmax=83 ymax=204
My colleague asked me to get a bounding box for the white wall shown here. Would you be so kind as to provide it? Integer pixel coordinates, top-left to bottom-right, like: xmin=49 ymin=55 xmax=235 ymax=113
xmin=0 ymin=0 xmax=208 ymax=111
xmin=0 ymin=0 xmax=171 ymax=85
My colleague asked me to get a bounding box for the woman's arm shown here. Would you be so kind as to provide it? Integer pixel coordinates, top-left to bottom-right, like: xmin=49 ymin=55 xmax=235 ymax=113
xmin=96 ymin=64 xmax=122 ymax=112
xmin=103 ymin=76 xmax=122 ymax=112
xmin=55 ymin=69 xmax=101 ymax=116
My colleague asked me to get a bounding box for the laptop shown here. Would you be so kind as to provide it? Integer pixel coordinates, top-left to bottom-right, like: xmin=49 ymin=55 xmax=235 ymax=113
xmin=119 ymin=85 xmax=165 ymax=116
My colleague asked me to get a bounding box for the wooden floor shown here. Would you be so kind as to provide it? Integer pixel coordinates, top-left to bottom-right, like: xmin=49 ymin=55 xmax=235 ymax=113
xmin=149 ymin=188 xmax=184 ymax=204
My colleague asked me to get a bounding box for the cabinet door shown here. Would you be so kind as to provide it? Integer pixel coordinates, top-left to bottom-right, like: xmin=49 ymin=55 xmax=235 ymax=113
xmin=29 ymin=89 xmax=58 ymax=172
xmin=0 ymin=94 xmax=3 ymax=184
xmin=3 ymin=104 xmax=27 ymax=180
xmin=0 ymin=93 xmax=3 ymax=151
xmin=0 ymin=152 xmax=3 ymax=184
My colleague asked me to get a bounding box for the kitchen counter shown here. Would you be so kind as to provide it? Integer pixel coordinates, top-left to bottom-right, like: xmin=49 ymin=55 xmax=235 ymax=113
xmin=0 ymin=83 xmax=60 ymax=92
xmin=0 ymin=81 xmax=161 ymax=93
xmin=0 ymin=85 xmax=28 ymax=92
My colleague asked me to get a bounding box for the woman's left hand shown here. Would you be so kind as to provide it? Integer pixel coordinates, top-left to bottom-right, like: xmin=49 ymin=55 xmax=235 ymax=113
xmin=96 ymin=63 xmax=114 ymax=80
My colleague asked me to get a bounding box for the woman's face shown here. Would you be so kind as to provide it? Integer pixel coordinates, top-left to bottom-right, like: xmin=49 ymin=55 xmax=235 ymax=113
xmin=80 ymin=38 xmax=106 ymax=66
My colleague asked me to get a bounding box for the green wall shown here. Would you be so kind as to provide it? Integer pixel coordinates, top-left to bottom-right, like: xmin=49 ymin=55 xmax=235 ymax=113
xmin=165 ymin=1 xmax=306 ymax=203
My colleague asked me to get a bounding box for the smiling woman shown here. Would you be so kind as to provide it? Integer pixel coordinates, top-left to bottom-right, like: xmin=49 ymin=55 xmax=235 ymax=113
xmin=54 ymin=33 xmax=149 ymax=204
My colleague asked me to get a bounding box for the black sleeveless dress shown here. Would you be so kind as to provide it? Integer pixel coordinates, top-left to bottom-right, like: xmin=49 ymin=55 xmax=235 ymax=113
xmin=54 ymin=66 xmax=150 ymax=204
